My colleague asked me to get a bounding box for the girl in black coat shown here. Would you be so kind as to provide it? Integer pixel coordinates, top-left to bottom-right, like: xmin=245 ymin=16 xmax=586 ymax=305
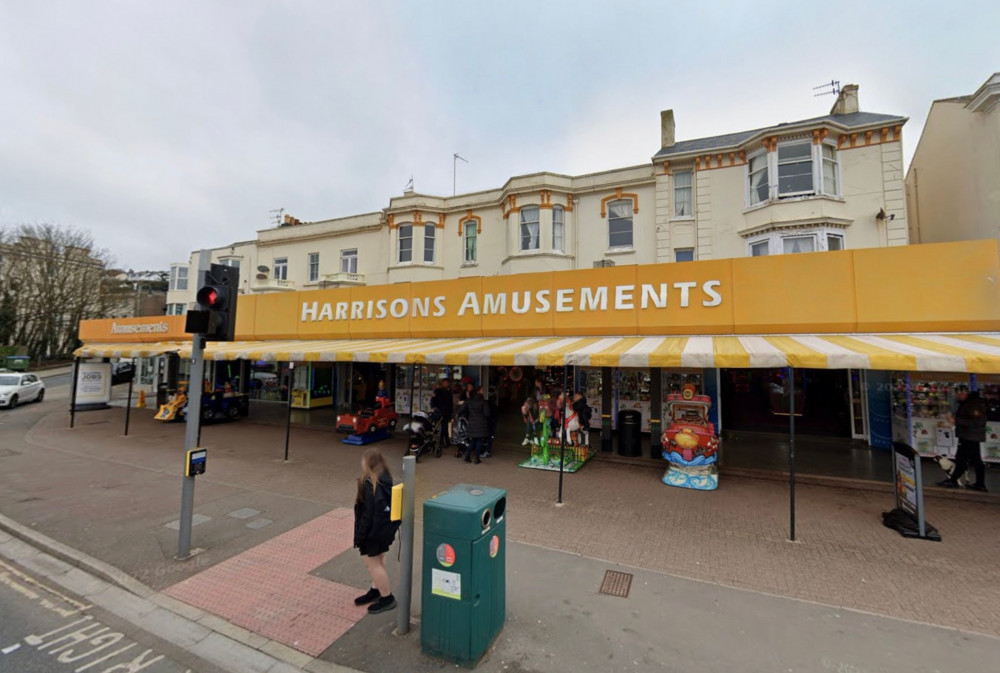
xmin=353 ymin=448 xmax=398 ymax=613
xmin=456 ymin=391 xmax=491 ymax=463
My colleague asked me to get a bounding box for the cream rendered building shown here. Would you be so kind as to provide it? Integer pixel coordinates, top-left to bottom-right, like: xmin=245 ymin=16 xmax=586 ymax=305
xmin=167 ymin=85 xmax=909 ymax=310
xmin=906 ymin=72 xmax=1000 ymax=244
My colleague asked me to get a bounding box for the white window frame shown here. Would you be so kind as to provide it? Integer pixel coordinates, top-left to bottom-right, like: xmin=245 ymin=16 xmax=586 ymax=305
xmin=273 ymin=257 xmax=288 ymax=281
xmin=397 ymin=224 xmax=413 ymax=264
xmin=520 ymin=206 xmax=540 ymax=251
xmin=169 ymin=265 xmax=188 ymax=291
xmin=463 ymin=221 xmax=477 ymax=264
xmin=820 ymin=142 xmax=841 ymax=197
xmin=746 ymin=151 xmax=770 ymax=206
xmin=781 ymin=233 xmax=818 ymax=254
xmin=776 ymin=140 xmax=815 ymax=198
xmin=423 ymin=224 xmax=436 ymax=264
xmin=747 ymin=226 xmax=847 ymax=257
xmin=746 ymin=138 xmax=842 ymax=207
xmin=552 ymin=205 xmax=565 ymax=253
xmin=607 ymin=198 xmax=634 ymax=250
xmin=340 ymin=248 xmax=358 ymax=274
xmin=672 ymin=171 xmax=694 ymax=219
xmin=307 ymin=252 xmax=319 ymax=281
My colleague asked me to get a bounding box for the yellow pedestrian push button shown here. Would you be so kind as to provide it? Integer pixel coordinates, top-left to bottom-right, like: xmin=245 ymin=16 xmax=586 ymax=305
xmin=185 ymin=448 xmax=207 ymax=477
xmin=391 ymin=483 xmax=403 ymax=521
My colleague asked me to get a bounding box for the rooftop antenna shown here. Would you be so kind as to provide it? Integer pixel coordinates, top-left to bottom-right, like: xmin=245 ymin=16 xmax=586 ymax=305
xmin=404 ymin=176 xmax=414 ymax=193
xmin=453 ymin=153 xmax=469 ymax=196
xmin=268 ymin=208 xmax=284 ymax=226
xmin=813 ymin=80 xmax=841 ymax=97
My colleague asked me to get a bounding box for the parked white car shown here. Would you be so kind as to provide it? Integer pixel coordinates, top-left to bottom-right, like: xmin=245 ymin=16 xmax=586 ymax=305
xmin=0 ymin=372 xmax=45 ymax=408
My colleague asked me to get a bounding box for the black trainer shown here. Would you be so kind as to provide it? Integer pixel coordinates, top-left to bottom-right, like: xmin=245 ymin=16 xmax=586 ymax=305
xmin=368 ymin=594 xmax=397 ymax=614
xmin=354 ymin=587 xmax=380 ymax=606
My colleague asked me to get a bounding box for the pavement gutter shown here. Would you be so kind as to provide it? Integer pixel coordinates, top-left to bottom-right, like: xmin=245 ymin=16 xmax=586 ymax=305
xmin=0 ymin=512 xmax=360 ymax=673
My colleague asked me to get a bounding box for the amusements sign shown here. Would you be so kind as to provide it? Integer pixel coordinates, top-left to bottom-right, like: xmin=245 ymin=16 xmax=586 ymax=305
xmin=74 ymin=362 xmax=112 ymax=408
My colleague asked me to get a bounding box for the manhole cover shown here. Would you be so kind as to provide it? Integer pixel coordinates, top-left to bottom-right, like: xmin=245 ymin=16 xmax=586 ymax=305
xmin=599 ymin=570 xmax=632 ymax=598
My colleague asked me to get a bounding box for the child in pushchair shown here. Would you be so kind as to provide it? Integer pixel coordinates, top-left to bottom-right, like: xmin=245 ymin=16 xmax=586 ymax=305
xmin=451 ymin=414 xmax=471 ymax=458
xmin=404 ymin=409 xmax=443 ymax=461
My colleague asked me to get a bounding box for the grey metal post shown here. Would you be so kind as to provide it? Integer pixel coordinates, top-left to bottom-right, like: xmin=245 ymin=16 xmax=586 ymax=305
xmin=788 ymin=366 xmax=796 ymax=542
xmin=558 ymin=366 xmax=568 ymax=503
xmin=177 ymin=334 xmax=205 ymax=559
xmin=123 ymin=358 xmax=135 ymax=436
xmin=69 ymin=357 xmax=80 ymax=428
xmin=284 ymin=362 xmax=294 ymax=461
xmin=396 ymin=455 xmax=416 ymax=635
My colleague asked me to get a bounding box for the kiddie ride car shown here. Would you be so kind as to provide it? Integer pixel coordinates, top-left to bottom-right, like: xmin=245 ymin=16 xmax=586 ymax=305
xmin=337 ymin=398 xmax=398 ymax=445
xmin=155 ymin=383 xmax=249 ymax=423
xmin=661 ymin=384 xmax=720 ymax=490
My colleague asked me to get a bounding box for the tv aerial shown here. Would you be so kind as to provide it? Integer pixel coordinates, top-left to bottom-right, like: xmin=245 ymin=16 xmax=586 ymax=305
xmin=813 ymin=80 xmax=841 ymax=97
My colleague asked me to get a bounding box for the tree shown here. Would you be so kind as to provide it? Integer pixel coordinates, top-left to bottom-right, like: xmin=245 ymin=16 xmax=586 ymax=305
xmin=0 ymin=223 xmax=128 ymax=360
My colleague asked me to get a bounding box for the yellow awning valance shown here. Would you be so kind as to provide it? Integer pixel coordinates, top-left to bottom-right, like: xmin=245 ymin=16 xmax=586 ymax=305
xmin=165 ymin=333 xmax=1000 ymax=373
xmin=73 ymin=342 xmax=185 ymax=359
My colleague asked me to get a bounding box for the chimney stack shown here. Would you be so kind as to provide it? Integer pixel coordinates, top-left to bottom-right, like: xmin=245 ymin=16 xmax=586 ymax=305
xmin=660 ymin=109 xmax=675 ymax=148
xmin=830 ymin=84 xmax=860 ymax=115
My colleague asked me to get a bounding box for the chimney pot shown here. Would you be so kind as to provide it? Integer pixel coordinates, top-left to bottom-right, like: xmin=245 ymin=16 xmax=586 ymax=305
xmin=660 ymin=109 xmax=676 ymax=149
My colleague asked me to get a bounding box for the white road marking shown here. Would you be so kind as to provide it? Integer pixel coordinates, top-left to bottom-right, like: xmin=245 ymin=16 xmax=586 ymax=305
xmin=2 ymin=643 xmax=21 ymax=654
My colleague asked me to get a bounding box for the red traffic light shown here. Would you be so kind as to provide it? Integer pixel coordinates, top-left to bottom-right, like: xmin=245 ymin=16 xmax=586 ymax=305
xmin=196 ymin=286 xmax=223 ymax=309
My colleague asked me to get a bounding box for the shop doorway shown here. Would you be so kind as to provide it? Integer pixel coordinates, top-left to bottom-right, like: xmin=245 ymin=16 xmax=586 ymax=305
xmin=721 ymin=368 xmax=852 ymax=438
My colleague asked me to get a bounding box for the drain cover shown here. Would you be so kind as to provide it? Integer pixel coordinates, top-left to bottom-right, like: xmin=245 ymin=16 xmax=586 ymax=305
xmin=599 ymin=570 xmax=633 ymax=598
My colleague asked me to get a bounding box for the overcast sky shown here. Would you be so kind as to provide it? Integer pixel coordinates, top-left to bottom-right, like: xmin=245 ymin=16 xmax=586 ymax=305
xmin=1 ymin=1 xmax=997 ymax=270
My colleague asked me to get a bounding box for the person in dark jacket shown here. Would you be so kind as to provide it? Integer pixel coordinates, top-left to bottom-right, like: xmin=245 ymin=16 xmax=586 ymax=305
xmin=353 ymin=448 xmax=399 ymax=613
xmin=456 ymin=391 xmax=491 ymax=463
xmin=571 ymin=392 xmax=591 ymax=447
xmin=430 ymin=380 xmax=453 ymax=450
xmin=939 ymin=386 xmax=988 ymax=491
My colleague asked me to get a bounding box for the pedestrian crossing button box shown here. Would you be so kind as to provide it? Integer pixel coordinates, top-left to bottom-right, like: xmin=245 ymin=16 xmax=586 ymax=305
xmin=421 ymin=483 xmax=507 ymax=667
xmin=185 ymin=448 xmax=207 ymax=477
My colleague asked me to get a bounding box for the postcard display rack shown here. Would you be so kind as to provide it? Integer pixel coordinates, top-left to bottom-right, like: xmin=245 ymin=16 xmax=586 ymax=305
xmin=891 ymin=372 xmax=999 ymax=463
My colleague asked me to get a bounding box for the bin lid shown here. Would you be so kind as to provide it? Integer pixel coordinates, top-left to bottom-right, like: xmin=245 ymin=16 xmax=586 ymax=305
xmin=423 ymin=483 xmax=507 ymax=540
xmin=7 ymin=356 xmax=29 ymax=361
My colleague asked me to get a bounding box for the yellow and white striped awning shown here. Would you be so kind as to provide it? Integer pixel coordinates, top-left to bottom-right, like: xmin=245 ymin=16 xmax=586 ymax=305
xmin=73 ymin=342 xmax=185 ymax=359
xmin=161 ymin=333 xmax=1000 ymax=373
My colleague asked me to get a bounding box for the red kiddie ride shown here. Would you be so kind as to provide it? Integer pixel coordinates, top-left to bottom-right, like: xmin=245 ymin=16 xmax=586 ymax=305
xmin=661 ymin=388 xmax=719 ymax=461
xmin=337 ymin=397 xmax=399 ymax=435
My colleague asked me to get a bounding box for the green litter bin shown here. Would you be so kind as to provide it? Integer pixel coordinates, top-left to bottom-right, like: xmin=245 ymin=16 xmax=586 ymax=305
xmin=421 ymin=483 xmax=506 ymax=667
xmin=6 ymin=356 xmax=29 ymax=371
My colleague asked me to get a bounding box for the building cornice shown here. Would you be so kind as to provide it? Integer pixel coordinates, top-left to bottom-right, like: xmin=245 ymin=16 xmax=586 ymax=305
xmin=966 ymin=72 xmax=1000 ymax=113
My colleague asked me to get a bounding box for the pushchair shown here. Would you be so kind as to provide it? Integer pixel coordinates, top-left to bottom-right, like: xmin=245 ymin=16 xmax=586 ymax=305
xmin=404 ymin=410 xmax=442 ymax=461
xmin=451 ymin=415 xmax=470 ymax=457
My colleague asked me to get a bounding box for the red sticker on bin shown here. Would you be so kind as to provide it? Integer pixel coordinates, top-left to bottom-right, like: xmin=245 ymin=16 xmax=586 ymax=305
xmin=436 ymin=543 xmax=455 ymax=568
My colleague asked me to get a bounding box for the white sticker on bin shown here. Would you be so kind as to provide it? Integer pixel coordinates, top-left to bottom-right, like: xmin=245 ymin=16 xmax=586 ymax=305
xmin=431 ymin=568 xmax=462 ymax=600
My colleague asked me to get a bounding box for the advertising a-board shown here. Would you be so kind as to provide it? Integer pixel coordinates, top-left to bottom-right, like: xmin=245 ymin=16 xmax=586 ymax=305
xmin=74 ymin=362 xmax=112 ymax=408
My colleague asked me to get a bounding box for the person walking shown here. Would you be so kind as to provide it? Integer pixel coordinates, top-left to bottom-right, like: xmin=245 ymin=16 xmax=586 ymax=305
xmin=457 ymin=390 xmax=491 ymax=463
xmin=939 ymin=386 xmax=988 ymax=491
xmin=353 ymin=448 xmax=399 ymax=613
xmin=571 ymin=391 xmax=592 ymax=447
xmin=479 ymin=385 xmax=498 ymax=458
xmin=430 ymin=379 xmax=453 ymax=451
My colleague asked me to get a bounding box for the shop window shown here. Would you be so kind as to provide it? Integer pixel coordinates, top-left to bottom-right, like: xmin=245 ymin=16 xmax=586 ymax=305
xmin=675 ymin=248 xmax=694 ymax=262
xmin=520 ymin=207 xmax=540 ymax=251
xmin=463 ymin=221 xmax=477 ymax=263
xmin=169 ymin=265 xmax=188 ymax=291
xmin=424 ymin=224 xmax=436 ymax=264
xmin=398 ymin=224 xmax=413 ymax=263
xmin=673 ymin=171 xmax=693 ymax=218
xmin=308 ymin=252 xmax=319 ymax=281
xmin=273 ymin=257 xmax=288 ymax=280
xmin=552 ymin=205 xmax=565 ymax=253
xmin=341 ymin=248 xmax=358 ymax=273
xmin=607 ymin=199 xmax=633 ymax=249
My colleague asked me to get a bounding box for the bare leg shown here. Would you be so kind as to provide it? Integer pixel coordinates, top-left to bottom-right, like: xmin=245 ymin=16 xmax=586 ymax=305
xmin=364 ymin=554 xmax=391 ymax=596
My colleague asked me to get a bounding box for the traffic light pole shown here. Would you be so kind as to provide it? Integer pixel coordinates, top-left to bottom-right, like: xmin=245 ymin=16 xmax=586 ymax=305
xmin=177 ymin=334 xmax=205 ymax=559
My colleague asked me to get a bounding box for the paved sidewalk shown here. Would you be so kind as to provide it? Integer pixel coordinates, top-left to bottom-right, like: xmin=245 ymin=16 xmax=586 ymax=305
xmin=4 ymin=401 xmax=1000 ymax=650
xmin=0 ymin=513 xmax=358 ymax=673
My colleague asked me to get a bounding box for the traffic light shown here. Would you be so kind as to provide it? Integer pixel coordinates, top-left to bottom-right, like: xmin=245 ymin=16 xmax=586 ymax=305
xmin=186 ymin=263 xmax=239 ymax=341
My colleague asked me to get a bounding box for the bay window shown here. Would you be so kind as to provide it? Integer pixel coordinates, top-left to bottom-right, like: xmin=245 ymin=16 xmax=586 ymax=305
xmin=750 ymin=240 xmax=770 ymax=257
xmin=777 ymin=142 xmax=814 ymax=196
xmin=748 ymin=153 xmax=769 ymax=205
xmin=747 ymin=227 xmax=846 ymax=257
xmin=782 ymin=234 xmax=816 ymax=254
xmin=607 ymin=199 xmax=634 ymax=249
xmin=520 ymin=207 xmax=540 ymax=251
xmin=552 ymin=205 xmax=565 ymax=253
xmin=398 ymin=224 xmax=413 ymax=263
xmin=747 ymin=139 xmax=841 ymax=206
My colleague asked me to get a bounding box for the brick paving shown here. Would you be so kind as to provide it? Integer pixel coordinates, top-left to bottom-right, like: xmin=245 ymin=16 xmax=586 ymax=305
xmin=20 ymin=405 xmax=1000 ymax=638
xmin=164 ymin=508 xmax=366 ymax=656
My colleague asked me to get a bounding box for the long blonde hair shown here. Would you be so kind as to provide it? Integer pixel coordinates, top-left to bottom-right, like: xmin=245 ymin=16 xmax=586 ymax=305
xmin=361 ymin=448 xmax=391 ymax=492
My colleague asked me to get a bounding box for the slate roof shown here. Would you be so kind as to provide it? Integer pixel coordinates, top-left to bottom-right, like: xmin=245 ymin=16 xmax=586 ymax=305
xmin=652 ymin=111 xmax=907 ymax=160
